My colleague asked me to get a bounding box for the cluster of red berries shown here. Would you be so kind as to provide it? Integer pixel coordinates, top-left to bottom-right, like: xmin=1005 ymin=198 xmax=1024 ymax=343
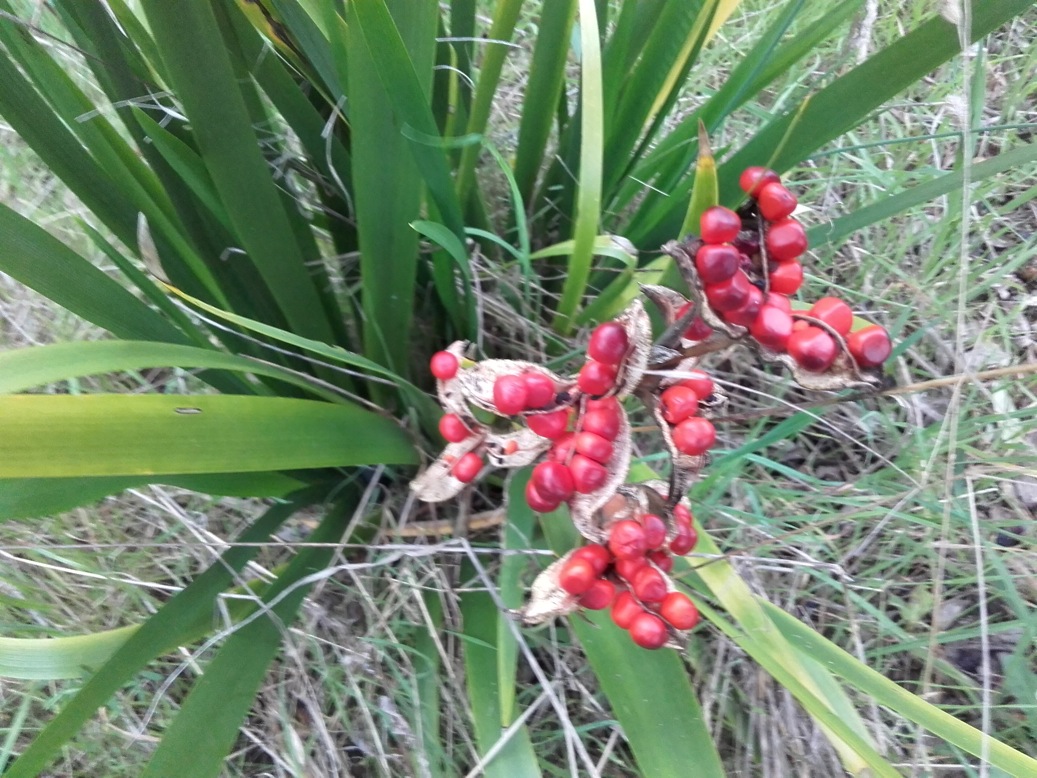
xmin=430 ymin=351 xmax=486 ymax=483
xmin=659 ymin=369 xmax=717 ymax=457
xmin=525 ymin=395 xmax=622 ymax=512
xmin=690 ymin=167 xmax=891 ymax=372
xmin=576 ymin=321 xmax=630 ymax=396
xmin=557 ymin=503 xmax=700 ymax=649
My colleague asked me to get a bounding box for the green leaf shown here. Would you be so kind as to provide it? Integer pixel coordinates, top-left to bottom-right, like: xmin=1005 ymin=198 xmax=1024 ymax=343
xmin=0 ymin=627 xmax=138 ymax=681
xmin=140 ymin=498 xmax=351 ymax=778
xmin=552 ymin=0 xmax=605 ymax=333
xmin=3 ymin=491 xmax=324 ymax=777
xmin=678 ymin=125 xmax=719 ymax=237
xmin=0 ymin=395 xmax=416 ymax=477
xmin=0 ymin=473 xmax=303 ymax=522
xmin=139 ymin=0 xmax=335 ymax=345
xmin=540 ymin=516 xmax=725 ymax=778
xmin=763 ymin=603 xmax=1037 ymax=777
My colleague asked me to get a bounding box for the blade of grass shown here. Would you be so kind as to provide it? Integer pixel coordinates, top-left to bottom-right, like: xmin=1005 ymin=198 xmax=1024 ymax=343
xmin=552 ymin=0 xmax=604 ymax=334
xmin=0 ymin=395 xmax=416 ymax=477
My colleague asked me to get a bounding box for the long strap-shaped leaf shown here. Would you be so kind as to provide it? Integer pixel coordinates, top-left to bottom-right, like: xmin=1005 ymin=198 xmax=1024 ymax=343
xmin=3 ymin=489 xmax=327 ymax=777
xmin=140 ymin=498 xmax=353 ymax=778
xmin=0 ymin=395 xmax=416 ymax=477
xmin=138 ymin=0 xmax=335 ymax=346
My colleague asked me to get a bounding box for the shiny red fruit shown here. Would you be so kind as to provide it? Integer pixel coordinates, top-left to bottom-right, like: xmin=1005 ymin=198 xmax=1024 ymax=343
xmin=452 ymin=452 xmax=483 ymax=483
xmin=660 ymin=385 xmax=699 ymax=424
xmin=768 ymin=260 xmax=803 ymax=295
xmin=684 ymin=315 xmax=713 ymax=341
xmin=764 ymin=218 xmax=807 ymax=262
xmin=532 ymin=461 xmax=575 ymax=502
xmin=808 ymin=297 xmax=853 ymax=336
xmin=672 ymin=417 xmax=716 ymax=456
xmin=641 ymin=513 xmax=668 ymax=549
xmin=570 ymin=454 xmax=608 ymax=493
xmin=611 ymin=591 xmax=642 ymax=629
xmin=756 ymin=181 xmax=798 ymax=222
xmin=659 ymin=592 xmax=700 ymax=630
xmin=577 ymin=360 xmax=618 ymax=396
xmin=558 ymin=558 xmax=597 ymax=596
xmin=429 ymin=351 xmax=459 ymax=381
xmin=765 ymin=292 xmax=792 ymax=313
xmin=739 ymin=166 xmax=780 ymax=197
xmin=549 ymin=433 xmax=576 ymax=463
xmin=704 ymin=270 xmax=752 ymax=311
xmin=586 ymin=396 xmax=620 ymax=413
xmin=673 ymin=503 xmax=693 ymax=527
xmin=582 ymin=407 xmax=621 ymax=440
xmin=670 ymin=522 xmax=698 ymax=555
xmin=749 ymin=304 xmax=794 ymax=352
xmin=493 ymin=374 xmax=528 ymax=415
xmin=438 ymin=413 xmax=471 ymax=443
xmin=680 ymin=370 xmax=714 ymax=400
xmin=648 ymin=549 xmax=674 ymax=573
xmin=571 ymin=544 xmax=612 ymax=576
xmin=579 ymin=578 xmax=616 ymax=610
xmin=587 ymin=322 xmax=629 ymax=365
xmin=608 ymin=519 xmax=647 ymax=560
xmin=722 ymin=284 xmax=764 ymax=327
xmin=695 ymin=243 xmax=740 ymax=284
xmin=527 ymin=409 xmax=570 ymax=439
xmin=699 ymin=206 xmax=742 ymax=244
xmin=847 ymin=325 xmax=892 ymax=367
xmin=522 ymin=372 xmax=556 ymax=408
xmin=525 ymin=478 xmax=560 ymax=513
xmin=787 ymin=326 xmax=838 ymax=372
xmin=575 ymin=431 xmax=613 ymax=464
xmin=614 ymin=557 xmax=647 ymax=583
xmin=632 ymin=566 xmax=668 ymax=604
xmin=629 ymin=612 xmax=668 ymax=649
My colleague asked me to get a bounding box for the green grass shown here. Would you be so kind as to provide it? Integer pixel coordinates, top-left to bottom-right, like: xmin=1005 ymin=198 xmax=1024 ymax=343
xmin=2 ymin=1 xmax=1036 ymax=775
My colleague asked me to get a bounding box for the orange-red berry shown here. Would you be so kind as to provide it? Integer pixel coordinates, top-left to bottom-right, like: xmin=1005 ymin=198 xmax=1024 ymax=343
xmin=700 ymin=206 xmax=742 ymax=244
xmin=614 ymin=556 xmax=647 ymax=582
xmin=579 ymin=578 xmax=616 ymax=610
xmin=788 ymin=326 xmax=838 ymax=372
xmin=722 ymin=284 xmax=764 ymax=328
xmin=660 ymin=385 xmax=699 ymax=425
xmin=695 ymin=243 xmax=740 ymax=284
xmin=581 ymin=406 xmax=621 ymax=440
xmin=527 ymin=408 xmax=570 ymax=439
xmin=756 ymin=181 xmax=798 ymax=222
xmin=611 ymin=591 xmax=642 ymax=629
xmin=640 ymin=513 xmax=668 ymax=550
xmin=659 ymin=592 xmax=700 ymax=630
xmin=764 ymin=218 xmax=807 ymax=262
xmin=571 ymin=544 xmax=612 ymax=576
xmin=750 ymin=304 xmax=794 ymax=352
xmin=493 ymin=374 xmax=528 ymax=416
xmin=531 ymin=461 xmax=575 ymax=502
xmin=670 ymin=522 xmax=698 ymax=556
xmin=577 ymin=360 xmax=618 ymax=396
xmin=522 ymin=372 xmax=556 ymax=408
xmin=680 ymin=370 xmax=714 ymax=400
xmin=648 ymin=549 xmax=674 ymax=573
xmin=739 ymin=166 xmax=780 ymax=197
xmin=632 ymin=566 xmax=668 ymax=604
xmin=558 ymin=557 xmax=597 ymax=596
xmin=525 ymin=478 xmax=560 ymax=513
xmin=429 ymin=351 xmax=459 ymax=381
xmin=575 ymin=431 xmax=613 ymax=464
xmin=768 ymin=260 xmax=803 ymax=295
xmin=438 ymin=413 xmax=471 ymax=443
xmin=452 ymin=452 xmax=483 ymax=483
xmin=671 ymin=417 xmax=716 ymax=456
xmin=608 ymin=520 xmax=647 ymax=560
xmin=587 ymin=322 xmax=630 ymax=365
xmin=629 ymin=612 xmax=668 ymax=649
xmin=705 ymin=270 xmax=752 ymax=311
xmin=846 ymin=325 xmax=892 ymax=367
xmin=569 ymin=454 xmax=608 ymax=493
xmin=808 ymin=297 xmax=853 ymax=336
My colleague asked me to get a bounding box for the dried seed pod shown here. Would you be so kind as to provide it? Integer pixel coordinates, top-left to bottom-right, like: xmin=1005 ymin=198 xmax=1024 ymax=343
xmin=484 ymin=427 xmax=551 ymax=468
xmin=568 ymin=408 xmax=633 ymax=543
xmin=409 ymin=438 xmax=487 ymax=503
xmin=454 ymin=359 xmax=573 ymax=417
xmin=515 ymin=552 xmax=581 ymax=625
xmin=607 ymin=299 xmax=652 ymax=400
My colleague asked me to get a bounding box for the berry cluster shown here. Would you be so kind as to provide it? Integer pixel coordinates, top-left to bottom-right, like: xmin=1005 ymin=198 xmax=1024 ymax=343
xmin=658 ymin=370 xmax=717 ymax=457
xmin=557 ymin=503 xmax=700 ymax=649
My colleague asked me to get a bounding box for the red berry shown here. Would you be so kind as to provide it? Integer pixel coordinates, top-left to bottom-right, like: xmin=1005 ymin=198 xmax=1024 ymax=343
xmin=756 ymin=181 xmax=798 ymax=222
xmin=527 ymin=408 xmax=570 ymax=439
xmin=452 ymin=452 xmax=483 ymax=483
xmin=764 ymin=292 xmax=792 ymax=313
xmin=525 ymin=478 xmax=560 ymax=513
xmin=640 ymin=514 xmax=667 ymax=550
xmin=787 ymin=326 xmax=838 ymax=372
xmin=532 ymin=461 xmax=575 ymax=502
xmin=846 ymin=325 xmax=892 ymax=367
xmin=750 ymin=304 xmax=794 ymax=352
xmin=632 ymin=566 xmax=668 ymax=604
xmin=764 ymin=218 xmax=807 ymax=262
xmin=670 ymin=522 xmax=697 ymax=555
xmin=611 ymin=591 xmax=642 ymax=629
xmin=587 ymin=322 xmax=629 ymax=365
xmin=768 ymin=260 xmax=803 ymax=295
xmin=559 ymin=558 xmax=597 ymax=596
xmin=429 ymin=351 xmax=459 ymax=381
xmin=704 ymin=271 xmax=752 ymax=311
xmin=659 ymin=592 xmax=700 ymax=630
xmin=695 ymin=243 xmax=740 ymax=284
xmin=699 ymin=206 xmax=742 ymax=244
xmin=680 ymin=370 xmax=714 ymax=400
xmin=808 ymin=297 xmax=853 ymax=336
xmin=684 ymin=315 xmax=713 ymax=341
xmin=614 ymin=556 xmax=647 ymax=583
xmin=648 ymin=549 xmax=674 ymax=573
xmin=660 ymin=385 xmax=700 ymax=424
xmin=722 ymin=284 xmax=764 ymax=328
xmin=586 ymin=396 xmax=620 ymax=412
xmin=581 ymin=407 xmax=620 ymax=440
xmin=608 ymin=520 xmax=647 ymax=560
xmin=579 ymin=578 xmax=616 ymax=610
xmin=575 ymin=431 xmax=613 ymax=464
xmin=438 ymin=413 xmax=471 ymax=443
xmin=522 ymin=372 xmax=556 ymax=408
xmin=629 ymin=612 xmax=668 ymax=649
xmin=493 ymin=374 xmax=528 ymax=416
xmin=739 ymin=166 xmax=780 ymax=197
xmin=569 ymin=454 xmax=608 ymax=494
xmin=577 ymin=360 xmax=618 ymax=396
xmin=549 ymin=432 xmax=576 ymax=463
xmin=571 ymin=544 xmax=612 ymax=576
xmin=672 ymin=417 xmax=716 ymax=456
